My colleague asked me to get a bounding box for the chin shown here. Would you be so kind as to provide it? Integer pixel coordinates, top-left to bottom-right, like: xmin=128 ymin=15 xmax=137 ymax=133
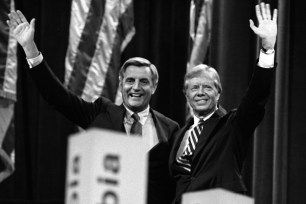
xmin=129 ymin=101 xmax=143 ymax=106
xmin=127 ymin=103 xmax=143 ymax=110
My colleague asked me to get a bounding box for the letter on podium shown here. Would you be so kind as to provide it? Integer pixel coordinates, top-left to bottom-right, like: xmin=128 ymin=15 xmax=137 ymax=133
xmin=65 ymin=128 xmax=148 ymax=204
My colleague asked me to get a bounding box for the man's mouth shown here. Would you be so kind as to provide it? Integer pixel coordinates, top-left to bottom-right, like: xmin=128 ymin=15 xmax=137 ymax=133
xmin=129 ymin=93 xmax=142 ymax=98
xmin=196 ymin=98 xmax=207 ymax=102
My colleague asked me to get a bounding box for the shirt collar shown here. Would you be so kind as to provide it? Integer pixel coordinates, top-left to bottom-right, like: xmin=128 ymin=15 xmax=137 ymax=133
xmin=124 ymin=105 xmax=150 ymax=125
xmin=193 ymin=106 xmax=218 ymax=125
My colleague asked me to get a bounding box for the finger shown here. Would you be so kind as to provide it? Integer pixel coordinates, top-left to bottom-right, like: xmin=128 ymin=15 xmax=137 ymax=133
xmin=10 ymin=10 xmax=22 ymax=24
xmin=16 ymin=10 xmax=29 ymax=24
xmin=265 ymin=4 xmax=271 ymax=20
xmin=260 ymin=3 xmax=267 ymax=20
xmin=272 ymin=9 xmax=278 ymax=22
xmin=255 ymin=5 xmax=263 ymax=22
xmin=7 ymin=13 xmax=18 ymax=28
xmin=6 ymin=20 xmax=14 ymax=29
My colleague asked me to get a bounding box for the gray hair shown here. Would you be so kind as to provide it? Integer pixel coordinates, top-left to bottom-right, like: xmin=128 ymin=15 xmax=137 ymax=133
xmin=183 ymin=64 xmax=222 ymax=94
xmin=119 ymin=57 xmax=159 ymax=87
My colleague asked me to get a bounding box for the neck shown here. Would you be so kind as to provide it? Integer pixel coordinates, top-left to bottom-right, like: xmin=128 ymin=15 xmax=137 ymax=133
xmin=195 ymin=106 xmax=218 ymax=119
xmin=123 ymin=104 xmax=149 ymax=113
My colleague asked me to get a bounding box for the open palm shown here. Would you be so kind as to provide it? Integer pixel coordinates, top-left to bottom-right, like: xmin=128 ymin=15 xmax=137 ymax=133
xmin=7 ymin=10 xmax=35 ymax=48
xmin=250 ymin=3 xmax=278 ymax=49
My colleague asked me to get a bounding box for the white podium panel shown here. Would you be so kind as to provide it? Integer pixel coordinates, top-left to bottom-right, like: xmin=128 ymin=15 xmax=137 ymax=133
xmin=65 ymin=128 xmax=147 ymax=204
xmin=182 ymin=188 xmax=254 ymax=204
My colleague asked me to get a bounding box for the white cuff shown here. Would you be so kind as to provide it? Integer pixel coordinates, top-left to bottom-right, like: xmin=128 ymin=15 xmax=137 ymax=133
xmin=258 ymin=49 xmax=275 ymax=68
xmin=26 ymin=52 xmax=43 ymax=68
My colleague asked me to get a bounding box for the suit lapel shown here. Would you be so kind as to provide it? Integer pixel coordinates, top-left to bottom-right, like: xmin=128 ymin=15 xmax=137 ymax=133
xmin=169 ymin=118 xmax=193 ymax=166
xmin=151 ymin=109 xmax=167 ymax=143
xmin=192 ymin=107 xmax=226 ymax=160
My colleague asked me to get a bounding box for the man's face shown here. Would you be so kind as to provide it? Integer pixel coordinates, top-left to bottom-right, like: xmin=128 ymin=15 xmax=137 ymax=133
xmin=120 ymin=65 xmax=156 ymax=112
xmin=185 ymin=73 xmax=220 ymax=117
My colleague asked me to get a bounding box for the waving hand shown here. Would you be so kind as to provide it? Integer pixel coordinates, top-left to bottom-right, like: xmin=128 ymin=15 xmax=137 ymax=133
xmin=250 ymin=3 xmax=278 ymax=50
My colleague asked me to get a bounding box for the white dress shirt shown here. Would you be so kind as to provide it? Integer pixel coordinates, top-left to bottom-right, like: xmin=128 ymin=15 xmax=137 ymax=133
xmin=124 ymin=105 xmax=159 ymax=152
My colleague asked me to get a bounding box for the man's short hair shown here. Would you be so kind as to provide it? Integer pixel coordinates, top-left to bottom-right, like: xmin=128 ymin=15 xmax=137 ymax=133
xmin=119 ymin=57 xmax=159 ymax=87
xmin=183 ymin=64 xmax=222 ymax=94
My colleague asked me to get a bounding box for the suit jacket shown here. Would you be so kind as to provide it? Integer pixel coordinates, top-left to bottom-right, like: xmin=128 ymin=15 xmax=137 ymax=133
xmin=169 ymin=65 xmax=275 ymax=204
xmin=29 ymin=60 xmax=180 ymax=204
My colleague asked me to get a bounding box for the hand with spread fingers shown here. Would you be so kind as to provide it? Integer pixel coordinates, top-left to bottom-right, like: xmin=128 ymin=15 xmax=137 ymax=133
xmin=249 ymin=3 xmax=278 ymax=50
xmin=7 ymin=10 xmax=39 ymax=58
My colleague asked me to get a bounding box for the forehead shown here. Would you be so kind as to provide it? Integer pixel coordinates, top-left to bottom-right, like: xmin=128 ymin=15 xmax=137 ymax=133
xmin=123 ymin=65 xmax=152 ymax=78
xmin=187 ymin=72 xmax=216 ymax=84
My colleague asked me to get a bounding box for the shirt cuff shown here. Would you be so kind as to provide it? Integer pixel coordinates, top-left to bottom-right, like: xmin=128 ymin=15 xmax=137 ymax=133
xmin=26 ymin=52 xmax=43 ymax=68
xmin=258 ymin=49 xmax=275 ymax=68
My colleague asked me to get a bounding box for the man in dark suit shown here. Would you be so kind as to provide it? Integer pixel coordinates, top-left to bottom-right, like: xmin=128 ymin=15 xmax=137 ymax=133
xmin=169 ymin=3 xmax=277 ymax=203
xmin=7 ymin=11 xmax=179 ymax=204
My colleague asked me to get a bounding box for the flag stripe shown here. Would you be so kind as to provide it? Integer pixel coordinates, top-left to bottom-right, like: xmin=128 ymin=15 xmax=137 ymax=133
xmin=2 ymin=29 xmax=18 ymax=101
xmin=193 ymin=0 xmax=205 ymax=37
xmin=187 ymin=0 xmax=212 ymax=71
xmin=67 ymin=0 xmax=106 ymax=96
xmin=65 ymin=0 xmax=91 ymax=86
xmin=1 ymin=104 xmax=15 ymax=155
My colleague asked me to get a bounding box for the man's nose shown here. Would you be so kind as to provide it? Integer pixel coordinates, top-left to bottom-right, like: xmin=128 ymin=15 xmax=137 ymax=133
xmin=197 ymin=86 xmax=205 ymax=95
xmin=132 ymin=81 xmax=141 ymax=89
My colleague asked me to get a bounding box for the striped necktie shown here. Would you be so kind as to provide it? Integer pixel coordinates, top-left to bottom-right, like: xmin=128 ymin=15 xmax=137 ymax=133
xmin=177 ymin=118 xmax=204 ymax=171
xmin=130 ymin=113 xmax=142 ymax=136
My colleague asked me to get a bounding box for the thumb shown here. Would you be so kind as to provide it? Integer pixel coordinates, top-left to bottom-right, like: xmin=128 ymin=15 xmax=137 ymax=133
xmin=30 ymin=18 xmax=35 ymax=29
xmin=249 ymin=19 xmax=257 ymax=33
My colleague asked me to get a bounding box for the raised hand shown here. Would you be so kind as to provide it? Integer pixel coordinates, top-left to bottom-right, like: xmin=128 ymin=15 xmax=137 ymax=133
xmin=249 ymin=3 xmax=278 ymax=50
xmin=7 ymin=10 xmax=39 ymax=58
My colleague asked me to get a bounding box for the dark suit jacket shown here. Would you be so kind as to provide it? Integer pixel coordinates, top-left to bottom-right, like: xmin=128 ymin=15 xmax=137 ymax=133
xmin=169 ymin=65 xmax=275 ymax=204
xmin=29 ymin=60 xmax=180 ymax=204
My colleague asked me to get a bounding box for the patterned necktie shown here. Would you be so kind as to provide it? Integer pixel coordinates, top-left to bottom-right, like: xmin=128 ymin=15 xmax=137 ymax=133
xmin=130 ymin=113 xmax=142 ymax=136
xmin=177 ymin=118 xmax=204 ymax=171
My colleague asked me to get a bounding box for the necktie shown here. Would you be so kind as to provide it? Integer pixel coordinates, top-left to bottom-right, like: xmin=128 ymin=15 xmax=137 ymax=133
xmin=130 ymin=113 xmax=142 ymax=136
xmin=177 ymin=119 xmax=204 ymax=171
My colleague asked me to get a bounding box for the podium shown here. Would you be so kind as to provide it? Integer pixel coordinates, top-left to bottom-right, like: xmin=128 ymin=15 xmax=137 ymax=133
xmin=65 ymin=128 xmax=147 ymax=204
xmin=182 ymin=188 xmax=254 ymax=204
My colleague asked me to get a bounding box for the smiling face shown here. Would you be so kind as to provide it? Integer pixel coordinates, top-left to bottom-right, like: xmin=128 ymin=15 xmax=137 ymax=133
xmin=184 ymin=65 xmax=221 ymax=117
xmin=120 ymin=65 xmax=157 ymax=112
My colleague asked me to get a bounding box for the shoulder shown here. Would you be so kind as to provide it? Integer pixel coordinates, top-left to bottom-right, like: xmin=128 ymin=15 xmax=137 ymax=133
xmin=93 ymin=96 xmax=124 ymax=113
xmin=151 ymin=109 xmax=179 ymax=128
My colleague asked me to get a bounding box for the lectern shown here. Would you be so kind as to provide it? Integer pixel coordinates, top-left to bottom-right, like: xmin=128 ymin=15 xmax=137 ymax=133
xmin=182 ymin=188 xmax=254 ymax=204
xmin=65 ymin=128 xmax=147 ymax=204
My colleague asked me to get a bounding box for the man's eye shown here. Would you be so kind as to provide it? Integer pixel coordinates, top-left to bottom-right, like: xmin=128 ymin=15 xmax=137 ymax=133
xmin=191 ymin=86 xmax=199 ymax=91
xmin=125 ymin=78 xmax=134 ymax=83
xmin=204 ymin=86 xmax=213 ymax=91
xmin=140 ymin=79 xmax=149 ymax=84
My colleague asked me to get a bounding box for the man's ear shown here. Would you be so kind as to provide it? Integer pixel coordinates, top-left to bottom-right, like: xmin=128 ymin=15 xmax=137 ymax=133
xmin=216 ymin=93 xmax=220 ymax=102
xmin=151 ymin=88 xmax=156 ymax=95
xmin=119 ymin=80 xmax=123 ymax=92
xmin=184 ymin=93 xmax=190 ymax=103
xmin=151 ymin=84 xmax=157 ymax=95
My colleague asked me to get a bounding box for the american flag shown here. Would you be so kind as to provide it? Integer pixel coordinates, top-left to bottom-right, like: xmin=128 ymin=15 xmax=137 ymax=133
xmin=187 ymin=0 xmax=212 ymax=71
xmin=0 ymin=0 xmax=17 ymax=182
xmin=65 ymin=0 xmax=135 ymax=104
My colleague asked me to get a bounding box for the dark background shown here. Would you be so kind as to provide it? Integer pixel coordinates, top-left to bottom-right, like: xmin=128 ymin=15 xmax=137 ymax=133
xmin=1 ymin=0 xmax=306 ymax=203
